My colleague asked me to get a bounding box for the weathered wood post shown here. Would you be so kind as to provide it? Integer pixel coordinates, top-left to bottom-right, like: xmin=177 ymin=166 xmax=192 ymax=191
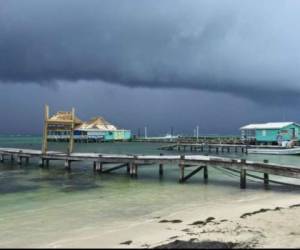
xmin=263 ymin=159 xmax=269 ymax=186
xmin=133 ymin=156 xmax=138 ymax=177
xmin=203 ymin=166 xmax=208 ymax=181
xmin=93 ymin=161 xmax=97 ymax=172
xmin=240 ymin=159 xmax=247 ymax=189
xmin=39 ymin=158 xmax=44 ymax=167
xmin=64 ymin=160 xmax=71 ymax=170
xmin=17 ymin=156 xmax=22 ymax=165
xmin=11 ymin=154 xmax=14 ymax=162
xmin=96 ymin=161 xmax=102 ymax=173
xmin=126 ymin=163 xmax=130 ymax=174
xmin=0 ymin=154 xmax=4 ymax=163
xmin=129 ymin=156 xmax=138 ymax=177
xmin=42 ymin=104 xmax=49 ymax=155
xmin=227 ymin=147 xmax=230 ymax=153
xmin=159 ymin=153 xmax=164 ymax=177
xmin=17 ymin=150 xmax=23 ymax=165
xmin=179 ymin=155 xmax=185 ymax=183
xmin=68 ymin=107 xmax=75 ymax=155
xmin=25 ymin=157 xmax=29 ymax=164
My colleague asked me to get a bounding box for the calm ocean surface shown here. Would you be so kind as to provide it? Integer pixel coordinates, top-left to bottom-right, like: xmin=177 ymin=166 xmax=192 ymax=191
xmin=0 ymin=135 xmax=299 ymax=247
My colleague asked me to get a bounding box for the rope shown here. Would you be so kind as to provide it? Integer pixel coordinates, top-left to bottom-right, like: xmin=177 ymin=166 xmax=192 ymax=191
xmin=221 ymin=167 xmax=300 ymax=188
xmin=213 ymin=166 xmax=260 ymax=184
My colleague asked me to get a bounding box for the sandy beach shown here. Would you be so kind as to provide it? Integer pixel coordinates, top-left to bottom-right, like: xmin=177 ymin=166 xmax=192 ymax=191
xmin=42 ymin=192 xmax=300 ymax=248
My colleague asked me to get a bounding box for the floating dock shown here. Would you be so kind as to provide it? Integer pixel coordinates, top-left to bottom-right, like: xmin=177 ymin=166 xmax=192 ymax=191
xmin=1 ymin=147 xmax=300 ymax=189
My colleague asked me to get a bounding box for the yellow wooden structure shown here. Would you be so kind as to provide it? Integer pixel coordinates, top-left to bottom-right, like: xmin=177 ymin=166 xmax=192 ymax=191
xmin=42 ymin=105 xmax=77 ymax=155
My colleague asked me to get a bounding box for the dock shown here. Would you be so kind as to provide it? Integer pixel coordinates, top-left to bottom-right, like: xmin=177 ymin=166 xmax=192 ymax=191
xmin=158 ymin=143 xmax=250 ymax=154
xmin=1 ymin=147 xmax=300 ymax=189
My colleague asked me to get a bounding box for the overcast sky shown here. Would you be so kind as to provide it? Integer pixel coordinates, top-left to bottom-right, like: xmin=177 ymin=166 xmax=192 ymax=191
xmin=0 ymin=0 xmax=300 ymax=135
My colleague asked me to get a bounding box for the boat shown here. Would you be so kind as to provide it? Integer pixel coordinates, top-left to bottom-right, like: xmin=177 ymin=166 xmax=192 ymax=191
xmin=248 ymin=146 xmax=300 ymax=155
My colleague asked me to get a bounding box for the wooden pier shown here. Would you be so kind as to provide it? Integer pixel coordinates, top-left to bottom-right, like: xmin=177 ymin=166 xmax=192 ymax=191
xmin=158 ymin=143 xmax=249 ymax=154
xmin=1 ymin=147 xmax=300 ymax=189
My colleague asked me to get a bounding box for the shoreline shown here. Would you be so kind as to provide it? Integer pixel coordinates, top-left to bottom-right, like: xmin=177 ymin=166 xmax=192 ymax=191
xmin=42 ymin=192 xmax=300 ymax=248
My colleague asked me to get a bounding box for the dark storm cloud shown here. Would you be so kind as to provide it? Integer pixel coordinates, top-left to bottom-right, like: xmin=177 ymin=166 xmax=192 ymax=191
xmin=1 ymin=0 xmax=300 ymax=104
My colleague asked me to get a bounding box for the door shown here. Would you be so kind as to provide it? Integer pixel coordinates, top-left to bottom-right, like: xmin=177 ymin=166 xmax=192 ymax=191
xmin=291 ymin=128 xmax=297 ymax=139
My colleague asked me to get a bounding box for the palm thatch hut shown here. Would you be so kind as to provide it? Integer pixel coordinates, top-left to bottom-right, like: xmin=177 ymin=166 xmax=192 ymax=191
xmin=74 ymin=116 xmax=131 ymax=141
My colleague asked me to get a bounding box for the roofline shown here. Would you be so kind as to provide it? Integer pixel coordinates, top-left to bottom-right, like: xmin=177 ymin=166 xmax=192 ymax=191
xmin=240 ymin=122 xmax=300 ymax=130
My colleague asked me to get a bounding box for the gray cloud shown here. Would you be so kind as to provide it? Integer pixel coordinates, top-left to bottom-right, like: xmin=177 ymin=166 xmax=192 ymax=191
xmin=1 ymin=0 xmax=300 ymax=104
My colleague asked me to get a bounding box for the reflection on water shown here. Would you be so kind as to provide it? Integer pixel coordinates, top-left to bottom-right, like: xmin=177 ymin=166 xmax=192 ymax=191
xmin=0 ymin=136 xmax=299 ymax=247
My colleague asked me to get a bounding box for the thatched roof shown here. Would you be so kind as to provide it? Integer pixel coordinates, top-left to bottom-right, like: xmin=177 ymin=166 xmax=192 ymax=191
xmin=75 ymin=116 xmax=117 ymax=131
xmin=48 ymin=111 xmax=83 ymax=124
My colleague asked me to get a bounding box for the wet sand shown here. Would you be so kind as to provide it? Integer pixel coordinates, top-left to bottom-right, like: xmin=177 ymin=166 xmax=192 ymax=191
xmin=42 ymin=192 xmax=300 ymax=248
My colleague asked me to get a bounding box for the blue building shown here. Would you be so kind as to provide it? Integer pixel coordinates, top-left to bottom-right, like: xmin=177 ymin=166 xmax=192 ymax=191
xmin=74 ymin=117 xmax=131 ymax=142
xmin=240 ymin=122 xmax=300 ymax=145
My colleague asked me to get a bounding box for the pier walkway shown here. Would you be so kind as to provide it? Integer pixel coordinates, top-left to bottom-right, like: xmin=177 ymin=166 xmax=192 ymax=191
xmin=1 ymin=147 xmax=300 ymax=189
xmin=158 ymin=143 xmax=249 ymax=153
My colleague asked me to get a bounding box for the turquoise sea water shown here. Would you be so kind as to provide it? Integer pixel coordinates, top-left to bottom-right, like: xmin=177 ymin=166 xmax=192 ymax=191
xmin=0 ymin=136 xmax=299 ymax=247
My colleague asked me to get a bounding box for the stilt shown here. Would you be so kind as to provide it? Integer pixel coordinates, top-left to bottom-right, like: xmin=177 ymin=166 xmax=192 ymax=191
xmin=25 ymin=157 xmax=29 ymax=164
xmin=39 ymin=158 xmax=44 ymax=167
xmin=263 ymin=160 xmax=269 ymax=186
xmin=127 ymin=163 xmax=130 ymax=174
xmin=179 ymin=155 xmax=185 ymax=183
xmin=17 ymin=156 xmax=22 ymax=165
xmin=264 ymin=173 xmax=269 ymax=185
xmin=45 ymin=159 xmax=49 ymax=168
xmin=203 ymin=166 xmax=208 ymax=181
xmin=0 ymin=154 xmax=4 ymax=163
xmin=134 ymin=164 xmax=138 ymax=177
xmin=159 ymin=153 xmax=164 ymax=177
xmin=240 ymin=169 xmax=246 ymax=189
xmin=159 ymin=164 xmax=163 ymax=177
xmin=64 ymin=160 xmax=71 ymax=170
xmin=95 ymin=161 xmax=102 ymax=172
xmin=227 ymin=147 xmax=230 ymax=153
xmin=130 ymin=163 xmax=137 ymax=177
xmin=11 ymin=154 xmax=14 ymax=162
xmin=93 ymin=161 xmax=96 ymax=172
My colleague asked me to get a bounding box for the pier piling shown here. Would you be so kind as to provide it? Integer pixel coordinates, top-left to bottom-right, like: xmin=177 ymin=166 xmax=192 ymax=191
xmin=64 ymin=160 xmax=71 ymax=170
xmin=159 ymin=153 xmax=164 ymax=177
xmin=263 ymin=160 xmax=269 ymax=186
xmin=17 ymin=156 xmax=22 ymax=165
xmin=179 ymin=155 xmax=185 ymax=183
xmin=0 ymin=154 xmax=4 ymax=162
xmin=203 ymin=166 xmax=208 ymax=181
xmin=126 ymin=163 xmax=130 ymax=174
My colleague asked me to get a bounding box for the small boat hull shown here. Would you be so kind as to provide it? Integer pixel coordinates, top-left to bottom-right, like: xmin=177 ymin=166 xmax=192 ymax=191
xmin=248 ymin=147 xmax=300 ymax=155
